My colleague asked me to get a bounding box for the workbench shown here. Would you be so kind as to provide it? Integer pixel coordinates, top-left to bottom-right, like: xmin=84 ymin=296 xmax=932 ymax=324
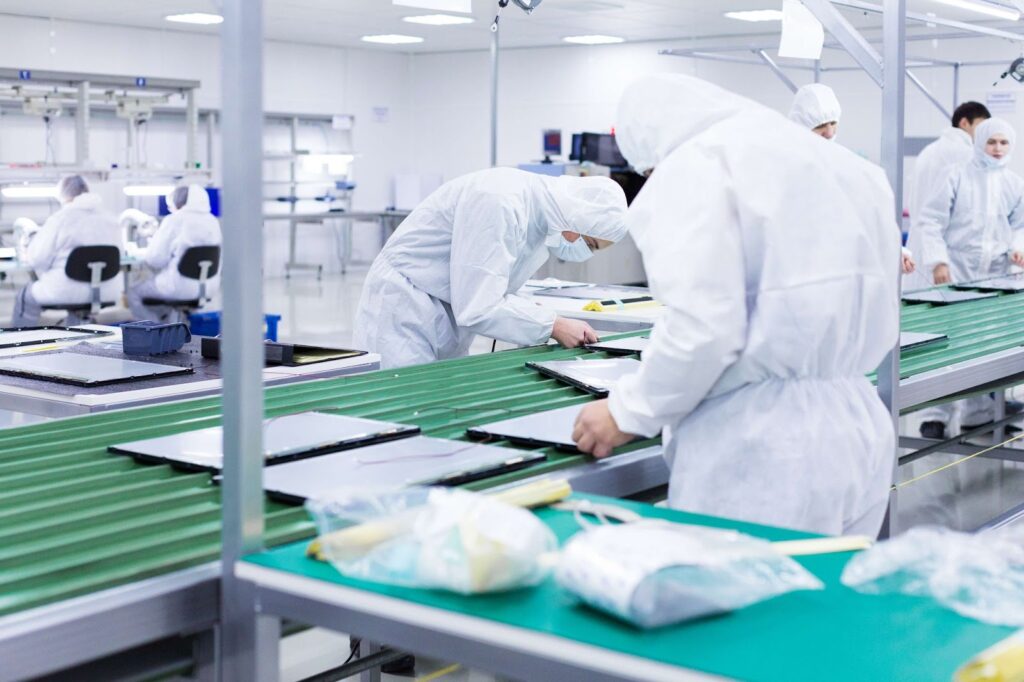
xmin=4 ymin=290 xmax=1024 ymax=680
xmin=0 ymin=326 xmax=381 ymax=418
xmin=238 ymin=493 xmax=1013 ymax=682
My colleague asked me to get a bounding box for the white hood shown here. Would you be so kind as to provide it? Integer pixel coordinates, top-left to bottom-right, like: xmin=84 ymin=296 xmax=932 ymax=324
xmin=545 ymin=175 xmax=628 ymax=242
xmin=789 ymin=83 xmax=842 ymax=130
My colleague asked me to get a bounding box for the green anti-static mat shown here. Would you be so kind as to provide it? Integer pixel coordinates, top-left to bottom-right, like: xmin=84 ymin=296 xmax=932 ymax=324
xmin=245 ymin=494 xmax=1013 ymax=682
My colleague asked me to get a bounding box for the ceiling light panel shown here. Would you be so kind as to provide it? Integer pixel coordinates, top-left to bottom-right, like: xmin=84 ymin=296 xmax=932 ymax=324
xmin=361 ymin=34 xmax=426 ymax=44
xmin=403 ymin=14 xmax=475 ymax=25
xmin=392 ymin=0 xmax=472 ymax=12
xmin=929 ymin=0 xmax=1020 ymax=20
xmin=563 ymin=35 xmax=626 ymax=44
xmin=724 ymin=9 xmax=785 ymax=22
xmin=165 ymin=13 xmax=224 ymax=25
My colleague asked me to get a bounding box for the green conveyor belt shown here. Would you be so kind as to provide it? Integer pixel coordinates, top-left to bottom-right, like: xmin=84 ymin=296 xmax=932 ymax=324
xmin=0 ymin=290 xmax=1021 ymax=617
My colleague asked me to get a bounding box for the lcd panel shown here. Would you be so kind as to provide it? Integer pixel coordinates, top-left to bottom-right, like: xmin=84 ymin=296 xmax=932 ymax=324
xmin=527 ymin=358 xmax=641 ymax=396
xmin=902 ymin=289 xmax=998 ymax=305
xmin=585 ymin=336 xmax=650 ymax=356
xmin=467 ymin=404 xmax=586 ymax=452
xmin=262 ymin=436 xmax=545 ymax=502
xmin=0 ymin=353 xmax=191 ymax=386
xmin=534 ymin=284 xmax=651 ymax=301
xmin=955 ymin=277 xmax=1024 ymax=293
xmin=109 ymin=411 xmax=421 ymax=472
xmin=900 ymin=331 xmax=948 ymax=351
xmin=0 ymin=326 xmax=113 ymax=349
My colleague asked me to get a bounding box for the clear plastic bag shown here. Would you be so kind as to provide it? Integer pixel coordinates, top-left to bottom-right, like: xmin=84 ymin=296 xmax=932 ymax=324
xmin=555 ymin=520 xmax=824 ymax=628
xmin=306 ymin=487 xmax=557 ymax=595
xmin=840 ymin=524 xmax=1024 ymax=627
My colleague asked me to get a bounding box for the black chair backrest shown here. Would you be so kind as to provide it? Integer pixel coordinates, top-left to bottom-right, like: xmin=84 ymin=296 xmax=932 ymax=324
xmin=177 ymin=245 xmax=221 ymax=280
xmin=64 ymin=246 xmax=121 ymax=283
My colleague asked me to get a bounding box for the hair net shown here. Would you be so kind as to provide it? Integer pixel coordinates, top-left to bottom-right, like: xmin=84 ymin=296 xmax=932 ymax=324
xmin=789 ymin=84 xmax=842 ymax=130
xmin=974 ymin=117 xmax=1016 ymax=168
xmin=549 ymin=175 xmax=628 ymax=242
xmin=615 ymin=74 xmax=755 ymax=173
xmin=171 ymin=185 xmax=189 ymax=211
xmin=57 ymin=175 xmax=90 ymax=204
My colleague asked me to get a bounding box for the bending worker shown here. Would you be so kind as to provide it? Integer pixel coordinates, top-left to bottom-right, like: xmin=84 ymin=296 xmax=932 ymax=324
xmin=127 ymin=184 xmax=222 ymax=322
xmin=12 ymin=175 xmax=122 ymax=326
xmin=573 ymin=74 xmax=900 ymax=537
xmin=354 ymin=168 xmax=628 ymax=369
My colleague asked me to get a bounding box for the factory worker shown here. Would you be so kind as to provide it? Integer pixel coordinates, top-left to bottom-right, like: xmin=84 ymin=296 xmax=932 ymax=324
xmin=11 ymin=175 xmax=122 ymax=326
xmin=354 ymin=168 xmax=629 ymax=369
xmin=789 ymin=83 xmax=841 ymax=140
xmin=913 ymin=117 xmax=1024 ymax=437
xmin=572 ymin=74 xmax=900 ymax=536
xmin=905 ymin=102 xmax=991 ymax=292
xmin=127 ymin=184 xmax=222 ymax=322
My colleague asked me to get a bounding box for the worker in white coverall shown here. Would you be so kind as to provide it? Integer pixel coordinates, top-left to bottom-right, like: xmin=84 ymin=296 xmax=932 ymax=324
xmin=127 ymin=184 xmax=222 ymax=322
xmin=354 ymin=168 xmax=629 ymax=369
xmin=914 ymin=117 xmax=1024 ymax=438
xmin=791 ymin=83 xmax=915 ymax=275
xmin=572 ymin=74 xmax=901 ymax=536
xmin=907 ymin=101 xmax=994 ymax=441
xmin=11 ymin=175 xmax=123 ymax=326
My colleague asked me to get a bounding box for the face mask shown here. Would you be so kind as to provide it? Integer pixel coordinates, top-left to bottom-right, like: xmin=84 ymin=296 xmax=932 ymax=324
xmin=978 ymin=152 xmax=1009 ymax=170
xmin=552 ymin=236 xmax=593 ymax=262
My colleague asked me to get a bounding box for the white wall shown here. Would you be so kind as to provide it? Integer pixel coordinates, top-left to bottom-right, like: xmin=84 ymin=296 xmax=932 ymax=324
xmin=0 ymin=15 xmax=414 ymax=276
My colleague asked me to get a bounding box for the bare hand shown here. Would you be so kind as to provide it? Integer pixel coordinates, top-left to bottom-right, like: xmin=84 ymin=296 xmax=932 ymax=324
xmin=572 ymin=399 xmax=636 ymax=459
xmin=933 ymin=264 xmax=951 ymax=285
xmin=551 ymin=317 xmax=599 ymax=348
xmin=1012 ymin=251 xmax=1024 ymax=267
xmin=902 ymin=253 xmax=916 ymax=274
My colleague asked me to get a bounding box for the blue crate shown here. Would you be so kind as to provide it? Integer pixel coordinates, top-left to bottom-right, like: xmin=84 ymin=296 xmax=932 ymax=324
xmin=122 ymin=321 xmax=192 ymax=355
xmin=187 ymin=311 xmax=282 ymax=342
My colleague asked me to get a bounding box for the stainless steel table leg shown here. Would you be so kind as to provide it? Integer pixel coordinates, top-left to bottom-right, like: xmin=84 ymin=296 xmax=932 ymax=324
xmin=359 ymin=640 xmax=382 ymax=682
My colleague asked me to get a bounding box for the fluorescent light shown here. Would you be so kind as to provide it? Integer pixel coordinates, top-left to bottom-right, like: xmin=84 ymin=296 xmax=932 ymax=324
xmin=123 ymin=184 xmax=176 ymax=197
xmin=724 ymin=9 xmax=785 ymax=21
xmin=361 ymin=34 xmax=425 ymax=44
xmin=393 ymin=0 xmax=472 ymax=12
xmin=403 ymin=14 xmax=475 ymax=25
xmin=1 ymin=185 xmax=58 ymax=199
xmin=930 ymin=0 xmax=1019 ymax=20
xmin=165 ymin=13 xmax=224 ymax=25
xmin=563 ymin=35 xmax=625 ymax=45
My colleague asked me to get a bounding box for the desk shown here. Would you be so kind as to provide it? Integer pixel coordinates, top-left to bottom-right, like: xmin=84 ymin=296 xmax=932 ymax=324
xmin=263 ymin=210 xmax=410 ymax=278
xmin=239 ymin=494 xmax=1012 ymax=682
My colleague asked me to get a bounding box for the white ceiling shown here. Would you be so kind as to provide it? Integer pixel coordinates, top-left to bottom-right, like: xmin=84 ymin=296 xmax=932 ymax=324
xmin=0 ymin=0 xmax=1019 ymax=53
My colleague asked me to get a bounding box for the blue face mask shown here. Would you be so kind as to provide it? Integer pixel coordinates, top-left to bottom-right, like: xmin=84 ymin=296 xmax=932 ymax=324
xmin=552 ymin=236 xmax=593 ymax=263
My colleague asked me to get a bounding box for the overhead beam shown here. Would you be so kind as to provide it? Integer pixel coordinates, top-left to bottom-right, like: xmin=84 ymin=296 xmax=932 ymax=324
xmin=833 ymin=0 xmax=1024 ymax=42
xmin=799 ymin=0 xmax=884 ymax=86
xmin=755 ymin=50 xmax=799 ymax=92
xmin=906 ymin=69 xmax=952 ymax=120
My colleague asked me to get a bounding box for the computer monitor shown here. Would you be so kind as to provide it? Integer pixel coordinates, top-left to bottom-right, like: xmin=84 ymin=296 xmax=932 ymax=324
xmin=568 ymin=132 xmax=627 ymax=168
xmin=543 ymin=129 xmax=561 ymax=163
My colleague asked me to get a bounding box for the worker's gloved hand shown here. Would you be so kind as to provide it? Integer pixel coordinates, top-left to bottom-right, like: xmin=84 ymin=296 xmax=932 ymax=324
xmin=551 ymin=316 xmax=598 ymax=348
xmin=1012 ymin=251 xmax=1024 ymax=268
xmin=573 ymin=399 xmax=636 ymax=459
xmin=902 ymin=253 xmax=916 ymax=275
xmin=933 ymin=263 xmax=951 ymax=285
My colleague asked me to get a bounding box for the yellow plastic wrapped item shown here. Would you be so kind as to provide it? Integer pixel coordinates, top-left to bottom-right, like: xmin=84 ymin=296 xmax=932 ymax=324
xmin=306 ymin=486 xmax=558 ymax=595
xmin=955 ymin=631 xmax=1024 ymax=682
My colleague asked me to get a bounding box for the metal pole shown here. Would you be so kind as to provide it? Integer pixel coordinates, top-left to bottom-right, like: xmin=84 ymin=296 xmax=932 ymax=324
xmin=205 ymin=112 xmax=216 ymax=171
xmin=220 ymin=0 xmax=268 ymax=679
xmin=754 ymin=50 xmax=798 ymax=93
xmin=878 ymin=0 xmax=906 ymax=538
xmin=75 ymin=81 xmax=89 ymax=165
xmin=489 ymin=23 xmax=499 ymax=167
xmin=814 ymin=60 xmax=822 ymax=83
xmin=952 ymin=63 xmax=961 ymax=111
xmin=185 ymin=88 xmax=198 ymax=170
xmin=907 ymin=69 xmax=952 ymax=120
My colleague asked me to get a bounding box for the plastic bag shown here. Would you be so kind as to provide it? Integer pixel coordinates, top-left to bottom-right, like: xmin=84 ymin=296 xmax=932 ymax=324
xmin=555 ymin=520 xmax=824 ymax=628
xmin=306 ymin=487 xmax=557 ymax=595
xmin=841 ymin=525 xmax=1024 ymax=627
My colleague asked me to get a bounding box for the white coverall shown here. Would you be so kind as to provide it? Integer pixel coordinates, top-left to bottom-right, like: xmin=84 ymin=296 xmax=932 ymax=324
xmin=11 ymin=193 xmax=122 ymax=326
xmin=914 ymin=117 xmax=1024 ymax=427
xmin=789 ymin=83 xmax=842 ymax=131
xmin=128 ymin=185 xmax=222 ymax=321
xmin=609 ymin=74 xmax=901 ymax=536
xmin=353 ymin=169 xmax=628 ymax=369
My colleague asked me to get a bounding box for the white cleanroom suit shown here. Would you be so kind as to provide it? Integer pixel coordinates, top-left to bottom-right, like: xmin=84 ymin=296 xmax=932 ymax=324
xmin=609 ymin=74 xmax=901 ymax=536
xmin=354 ymin=169 xmax=628 ymax=369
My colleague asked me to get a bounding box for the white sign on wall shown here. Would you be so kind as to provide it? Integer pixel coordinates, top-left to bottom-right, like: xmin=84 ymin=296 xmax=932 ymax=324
xmin=987 ymin=90 xmax=1017 ymax=115
xmin=372 ymin=106 xmax=390 ymax=123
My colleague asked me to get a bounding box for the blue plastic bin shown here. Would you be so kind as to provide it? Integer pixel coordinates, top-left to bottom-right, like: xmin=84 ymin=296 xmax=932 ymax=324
xmin=122 ymin=321 xmax=192 ymax=355
xmin=187 ymin=311 xmax=282 ymax=342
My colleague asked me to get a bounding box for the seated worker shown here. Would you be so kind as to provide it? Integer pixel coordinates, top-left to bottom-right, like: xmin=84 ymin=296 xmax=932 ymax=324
xmin=573 ymin=74 xmax=900 ymax=537
xmin=11 ymin=175 xmax=122 ymax=326
xmin=354 ymin=168 xmax=629 ymax=369
xmin=127 ymin=184 xmax=222 ymax=322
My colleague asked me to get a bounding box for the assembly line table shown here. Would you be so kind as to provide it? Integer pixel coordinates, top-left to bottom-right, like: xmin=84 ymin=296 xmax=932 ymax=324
xmin=0 ymin=325 xmax=381 ymax=418
xmin=238 ymin=494 xmax=1013 ymax=682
